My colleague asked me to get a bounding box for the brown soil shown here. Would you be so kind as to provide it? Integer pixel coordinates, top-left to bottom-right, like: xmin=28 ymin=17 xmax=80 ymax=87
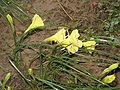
xmin=0 ymin=0 xmax=119 ymax=89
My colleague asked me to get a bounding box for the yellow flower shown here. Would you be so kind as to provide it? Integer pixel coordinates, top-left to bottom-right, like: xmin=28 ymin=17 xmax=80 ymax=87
xmin=101 ymin=63 xmax=119 ymax=75
xmin=25 ymin=14 xmax=44 ymax=33
xmin=6 ymin=14 xmax=14 ymax=32
xmin=6 ymin=14 xmax=13 ymax=25
xmin=82 ymin=40 xmax=96 ymax=53
xmin=44 ymin=29 xmax=82 ymax=54
xmin=102 ymin=74 xmax=116 ymax=84
xmin=66 ymin=44 xmax=79 ymax=54
xmin=62 ymin=29 xmax=81 ymax=46
xmin=44 ymin=28 xmax=66 ymax=43
xmin=62 ymin=29 xmax=82 ymax=54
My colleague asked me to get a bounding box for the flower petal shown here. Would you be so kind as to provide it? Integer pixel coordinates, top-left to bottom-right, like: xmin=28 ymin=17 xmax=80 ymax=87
xmin=82 ymin=40 xmax=96 ymax=53
xmin=69 ymin=29 xmax=80 ymax=39
xmin=73 ymin=40 xmax=82 ymax=48
xmin=62 ymin=29 xmax=82 ymax=53
xmin=62 ymin=29 xmax=82 ymax=46
xmin=66 ymin=45 xmax=78 ymax=54
xmin=82 ymin=41 xmax=96 ymax=47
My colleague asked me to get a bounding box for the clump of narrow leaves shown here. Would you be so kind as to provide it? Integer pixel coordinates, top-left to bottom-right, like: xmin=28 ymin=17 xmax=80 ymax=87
xmin=5 ymin=13 xmax=120 ymax=90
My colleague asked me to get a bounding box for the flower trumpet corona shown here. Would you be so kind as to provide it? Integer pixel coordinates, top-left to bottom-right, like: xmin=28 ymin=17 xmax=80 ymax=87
xmin=25 ymin=14 xmax=44 ymax=33
xmin=44 ymin=28 xmax=66 ymax=43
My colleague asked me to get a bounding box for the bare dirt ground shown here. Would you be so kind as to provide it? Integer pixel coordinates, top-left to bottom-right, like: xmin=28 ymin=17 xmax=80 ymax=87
xmin=1 ymin=0 xmax=119 ymax=89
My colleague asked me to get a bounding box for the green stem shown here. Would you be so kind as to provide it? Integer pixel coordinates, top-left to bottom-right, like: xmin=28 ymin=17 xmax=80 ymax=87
xmin=35 ymin=77 xmax=66 ymax=90
xmin=52 ymin=59 xmax=109 ymax=87
xmin=8 ymin=57 xmax=31 ymax=83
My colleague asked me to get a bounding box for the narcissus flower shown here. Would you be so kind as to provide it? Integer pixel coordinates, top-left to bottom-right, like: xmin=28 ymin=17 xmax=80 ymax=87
xmin=6 ymin=14 xmax=13 ymax=25
xmin=62 ymin=29 xmax=82 ymax=54
xmin=82 ymin=40 xmax=96 ymax=53
xmin=44 ymin=29 xmax=82 ymax=54
xmin=25 ymin=14 xmax=44 ymax=33
xmin=102 ymin=74 xmax=116 ymax=84
xmin=101 ymin=63 xmax=119 ymax=75
xmin=44 ymin=28 xmax=66 ymax=43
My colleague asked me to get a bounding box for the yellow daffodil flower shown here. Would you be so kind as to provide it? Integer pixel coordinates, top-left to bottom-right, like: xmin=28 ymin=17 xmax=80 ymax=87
xmin=44 ymin=29 xmax=82 ymax=54
xmin=102 ymin=74 xmax=116 ymax=84
xmin=6 ymin=14 xmax=14 ymax=32
xmin=44 ymin=28 xmax=66 ymax=43
xmin=6 ymin=14 xmax=13 ymax=25
xmin=101 ymin=63 xmax=119 ymax=75
xmin=62 ymin=29 xmax=82 ymax=54
xmin=82 ymin=40 xmax=96 ymax=53
xmin=25 ymin=14 xmax=44 ymax=33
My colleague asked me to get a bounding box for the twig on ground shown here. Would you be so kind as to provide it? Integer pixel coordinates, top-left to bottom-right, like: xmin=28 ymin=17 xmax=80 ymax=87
xmin=56 ymin=0 xmax=73 ymax=20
